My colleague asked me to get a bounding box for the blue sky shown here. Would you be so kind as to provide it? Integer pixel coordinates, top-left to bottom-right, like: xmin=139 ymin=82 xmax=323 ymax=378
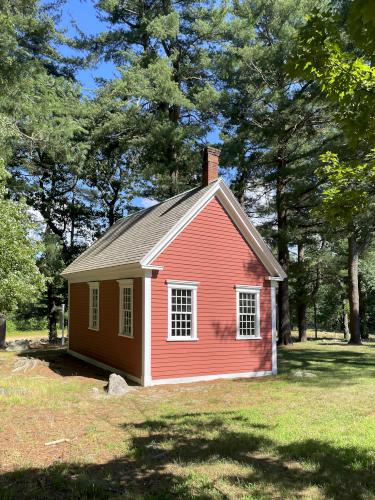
xmin=56 ymin=0 xmax=118 ymax=91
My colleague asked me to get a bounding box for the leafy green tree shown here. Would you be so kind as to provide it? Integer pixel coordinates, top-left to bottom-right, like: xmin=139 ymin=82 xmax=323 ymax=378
xmin=0 ymin=163 xmax=44 ymax=347
xmin=292 ymin=0 xmax=375 ymax=144
xmin=217 ymin=0 xmax=337 ymax=344
xmin=291 ymin=0 xmax=375 ymax=344
xmin=315 ymin=152 xmax=375 ymax=343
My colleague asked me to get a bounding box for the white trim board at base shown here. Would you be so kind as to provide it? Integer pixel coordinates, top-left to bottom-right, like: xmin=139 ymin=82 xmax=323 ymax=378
xmin=151 ymin=370 xmax=273 ymax=386
xmin=67 ymin=349 xmax=142 ymax=385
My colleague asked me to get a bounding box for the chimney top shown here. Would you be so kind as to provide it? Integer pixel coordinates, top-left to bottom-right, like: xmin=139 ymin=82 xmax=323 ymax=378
xmin=202 ymin=146 xmax=220 ymax=187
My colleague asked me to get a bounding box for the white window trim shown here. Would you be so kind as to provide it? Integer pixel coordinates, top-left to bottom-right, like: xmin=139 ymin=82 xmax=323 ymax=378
xmin=87 ymin=282 xmax=99 ymax=331
xmin=235 ymin=285 xmax=261 ymax=340
xmin=117 ymin=279 xmax=134 ymax=338
xmin=167 ymin=280 xmax=198 ymax=341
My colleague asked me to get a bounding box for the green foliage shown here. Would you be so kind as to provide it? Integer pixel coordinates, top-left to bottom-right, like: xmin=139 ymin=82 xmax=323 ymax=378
xmin=318 ymin=150 xmax=375 ymax=226
xmin=79 ymin=0 xmax=226 ymax=197
xmin=291 ymin=1 xmax=375 ymax=145
xmin=0 ymin=162 xmax=44 ymax=315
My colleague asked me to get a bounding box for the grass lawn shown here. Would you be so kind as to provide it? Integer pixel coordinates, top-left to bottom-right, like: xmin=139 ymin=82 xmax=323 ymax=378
xmin=5 ymin=329 xmax=48 ymax=341
xmin=0 ymin=339 xmax=374 ymax=499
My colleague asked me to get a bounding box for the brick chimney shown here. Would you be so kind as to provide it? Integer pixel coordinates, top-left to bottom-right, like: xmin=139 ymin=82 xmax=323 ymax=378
xmin=202 ymin=146 xmax=220 ymax=187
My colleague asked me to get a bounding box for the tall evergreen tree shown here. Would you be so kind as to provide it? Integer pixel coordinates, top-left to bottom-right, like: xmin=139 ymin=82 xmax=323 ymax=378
xmin=77 ymin=0 xmax=225 ymax=198
xmin=217 ymin=0 xmax=337 ymax=344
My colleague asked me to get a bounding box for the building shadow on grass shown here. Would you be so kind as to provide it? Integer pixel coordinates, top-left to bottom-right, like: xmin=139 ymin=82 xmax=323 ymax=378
xmin=0 ymin=411 xmax=373 ymax=499
xmin=16 ymin=348 xmax=110 ymax=382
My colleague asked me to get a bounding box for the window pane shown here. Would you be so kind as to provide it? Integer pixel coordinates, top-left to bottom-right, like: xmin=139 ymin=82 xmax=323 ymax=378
xmin=90 ymin=287 xmax=99 ymax=329
xmin=121 ymin=286 xmax=132 ymax=337
xmin=239 ymin=292 xmax=257 ymax=336
xmin=171 ymin=289 xmax=193 ymax=337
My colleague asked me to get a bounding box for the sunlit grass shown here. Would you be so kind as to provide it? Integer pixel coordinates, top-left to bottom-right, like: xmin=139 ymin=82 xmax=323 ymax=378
xmin=5 ymin=329 xmax=48 ymax=340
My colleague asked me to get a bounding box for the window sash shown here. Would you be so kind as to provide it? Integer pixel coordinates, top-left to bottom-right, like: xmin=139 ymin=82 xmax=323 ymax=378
xmin=236 ymin=287 xmax=261 ymax=339
xmin=121 ymin=286 xmax=133 ymax=337
xmin=167 ymin=282 xmax=198 ymax=340
xmin=118 ymin=280 xmax=133 ymax=338
xmin=88 ymin=284 xmax=99 ymax=330
xmin=171 ymin=288 xmax=193 ymax=337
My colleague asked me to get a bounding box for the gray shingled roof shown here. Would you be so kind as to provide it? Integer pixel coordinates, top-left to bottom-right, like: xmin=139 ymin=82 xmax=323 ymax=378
xmin=62 ymin=181 xmax=216 ymax=275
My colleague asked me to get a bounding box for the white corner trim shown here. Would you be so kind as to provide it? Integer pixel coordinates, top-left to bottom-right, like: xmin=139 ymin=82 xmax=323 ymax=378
xmin=151 ymin=370 xmax=273 ymax=386
xmin=142 ymin=270 xmax=152 ymax=387
xmin=236 ymin=286 xmax=261 ymax=339
xmin=141 ymin=265 xmax=164 ymax=271
xmin=271 ymin=283 xmax=278 ymax=375
xmin=67 ymin=349 xmax=141 ymax=384
xmin=266 ymin=276 xmax=284 ymax=282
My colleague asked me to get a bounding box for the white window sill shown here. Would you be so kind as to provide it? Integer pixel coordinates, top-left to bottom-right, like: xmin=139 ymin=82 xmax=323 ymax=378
xmin=88 ymin=327 xmax=99 ymax=332
xmin=118 ymin=333 xmax=134 ymax=339
xmin=236 ymin=336 xmax=262 ymax=340
xmin=167 ymin=337 xmax=199 ymax=342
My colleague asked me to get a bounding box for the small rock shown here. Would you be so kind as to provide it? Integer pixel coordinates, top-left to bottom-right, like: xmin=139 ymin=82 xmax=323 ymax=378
xmin=292 ymin=370 xmax=317 ymax=378
xmin=0 ymin=387 xmax=7 ymax=396
xmin=107 ymin=373 xmax=129 ymax=396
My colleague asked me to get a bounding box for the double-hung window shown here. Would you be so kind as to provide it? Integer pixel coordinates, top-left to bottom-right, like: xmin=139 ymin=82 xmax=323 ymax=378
xmin=88 ymin=282 xmax=99 ymax=330
xmin=118 ymin=279 xmax=133 ymax=338
xmin=236 ymin=286 xmax=261 ymax=339
xmin=167 ymin=280 xmax=198 ymax=341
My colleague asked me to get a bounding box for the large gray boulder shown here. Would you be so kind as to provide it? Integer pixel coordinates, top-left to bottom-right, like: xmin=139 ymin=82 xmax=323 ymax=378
xmin=107 ymin=373 xmax=129 ymax=396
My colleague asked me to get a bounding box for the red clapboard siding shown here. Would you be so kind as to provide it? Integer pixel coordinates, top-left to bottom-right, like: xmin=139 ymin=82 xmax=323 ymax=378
xmin=69 ymin=278 xmax=142 ymax=378
xmin=151 ymin=196 xmax=273 ymax=380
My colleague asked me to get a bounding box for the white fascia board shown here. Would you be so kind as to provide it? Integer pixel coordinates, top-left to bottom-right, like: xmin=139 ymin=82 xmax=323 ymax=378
xmin=63 ymin=263 xmax=155 ymax=283
xmin=140 ymin=180 xmax=221 ymax=267
xmin=215 ymin=183 xmax=287 ymax=279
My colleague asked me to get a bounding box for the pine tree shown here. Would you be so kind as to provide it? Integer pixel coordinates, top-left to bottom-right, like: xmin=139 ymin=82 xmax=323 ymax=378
xmin=77 ymin=0 xmax=225 ymax=198
xmin=217 ymin=0 xmax=337 ymax=344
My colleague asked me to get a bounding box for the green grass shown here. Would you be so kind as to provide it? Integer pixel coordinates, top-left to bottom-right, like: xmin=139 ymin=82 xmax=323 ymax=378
xmin=5 ymin=329 xmax=48 ymax=340
xmin=0 ymin=339 xmax=374 ymax=499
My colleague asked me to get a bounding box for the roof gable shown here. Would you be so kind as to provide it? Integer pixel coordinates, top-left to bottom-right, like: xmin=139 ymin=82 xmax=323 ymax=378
xmin=143 ymin=179 xmax=286 ymax=279
xmin=62 ymin=178 xmax=286 ymax=280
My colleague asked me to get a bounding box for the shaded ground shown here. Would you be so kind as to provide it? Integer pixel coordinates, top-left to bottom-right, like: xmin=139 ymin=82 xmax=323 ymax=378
xmin=0 ymin=340 xmax=374 ymax=499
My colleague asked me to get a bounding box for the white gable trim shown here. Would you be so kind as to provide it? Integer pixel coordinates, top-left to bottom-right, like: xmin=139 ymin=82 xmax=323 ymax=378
xmin=140 ymin=180 xmax=220 ymax=267
xmin=141 ymin=179 xmax=286 ymax=279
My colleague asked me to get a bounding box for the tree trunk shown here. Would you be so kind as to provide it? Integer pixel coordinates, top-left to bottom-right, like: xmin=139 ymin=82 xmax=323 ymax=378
xmin=313 ymin=300 xmax=318 ymax=339
xmin=0 ymin=315 xmax=6 ymax=349
xmin=348 ymin=235 xmax=361 ymax=345
xmin=276 ymin=174 xmax=292 ymax=345
xmin=343 ymin=302 xmax=350 ymax=341
xmin=359 ymin=272 xmax=368 ymax=340
xmin=47 ymin=283 xmax=58 ymax=343
xmin=297 ymin=244 xmax=307 ymax=342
